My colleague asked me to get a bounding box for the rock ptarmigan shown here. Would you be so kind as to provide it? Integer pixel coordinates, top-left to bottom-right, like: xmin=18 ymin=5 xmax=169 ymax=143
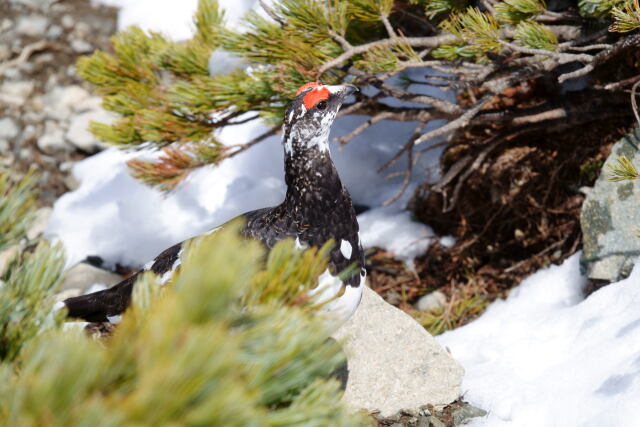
xmin=63 ymin=82 xmax=365 ymax=327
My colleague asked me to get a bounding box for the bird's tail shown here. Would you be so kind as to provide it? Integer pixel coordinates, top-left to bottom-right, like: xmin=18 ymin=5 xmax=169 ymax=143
xmin=63 ymin=274 xmax=137 ymax=322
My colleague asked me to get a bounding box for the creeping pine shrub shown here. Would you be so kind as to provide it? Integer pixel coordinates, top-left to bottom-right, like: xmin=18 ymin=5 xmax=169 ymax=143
xmin=0 ymin=207 xmax=366 ymax=425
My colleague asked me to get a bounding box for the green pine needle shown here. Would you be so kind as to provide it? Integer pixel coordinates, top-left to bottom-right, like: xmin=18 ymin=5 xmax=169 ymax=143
xmin=495 ymin=0 xmax=546 ymax=24
xmin=0 ymin=171 xmax=38 ymax=251
xmin=610 ymin=0 xmax=640 ymax=32
xmin=607 ymin=155 xmax=640 ymax=181
xmin=513 ymin=20 xmax=558 ymax=50
xmin=441 ymin=7 xmax=501 ymax=55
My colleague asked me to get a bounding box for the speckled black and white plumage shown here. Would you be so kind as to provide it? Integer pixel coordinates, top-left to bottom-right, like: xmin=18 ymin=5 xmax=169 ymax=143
xmin=64 ymin=83 xmax=364 ymax=325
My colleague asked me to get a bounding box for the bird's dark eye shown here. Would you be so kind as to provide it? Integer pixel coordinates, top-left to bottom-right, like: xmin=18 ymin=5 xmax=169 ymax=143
xmin=316 ymin=100 xmax=327 ymax=110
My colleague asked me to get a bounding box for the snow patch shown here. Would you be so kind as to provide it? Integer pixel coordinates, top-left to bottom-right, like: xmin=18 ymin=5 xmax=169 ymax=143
xmin=357 ymin=207 xmax=433 ymax=261
xmin=438 ymin=253 xmax=640 ymax=427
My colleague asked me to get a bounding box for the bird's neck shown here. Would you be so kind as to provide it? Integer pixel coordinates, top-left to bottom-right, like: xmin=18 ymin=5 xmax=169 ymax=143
xmin=283 ymin=136 xmax=346 ymax=211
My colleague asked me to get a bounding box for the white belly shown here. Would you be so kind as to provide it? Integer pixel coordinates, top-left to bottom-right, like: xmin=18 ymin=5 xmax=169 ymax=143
xmin=310 ymin=269 xmax=365 ymax=330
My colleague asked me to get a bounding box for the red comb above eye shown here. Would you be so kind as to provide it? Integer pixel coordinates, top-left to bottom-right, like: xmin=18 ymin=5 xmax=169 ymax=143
xmin=295 ymin=82 xmax=323 ymax=96
xmin=302 ymin=87 xmax=330 ymax=109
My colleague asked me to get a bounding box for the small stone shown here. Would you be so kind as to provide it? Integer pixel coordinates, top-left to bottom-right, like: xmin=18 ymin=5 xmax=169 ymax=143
xmin=17 ymin=148 xmax=32 ymax=161
xmin=332 ymin=286 xmax=464 ymax=417
xmin=74 ymin=22 xmax=91 ymax=38
xmin=0 ymin=117 xmax=19 ymax=140
xmin=451 ymin=403 xmax=487 ymax=424
xmin=34 ymin=52 xmax=54 ymax=65
xmin=0 ymin=245 xmax=20 ymax=277
xmin=61 ymin=14 xmax=74 ymax=29
xmin=43 ymin=85 xmax=90 ymax=120
xmin=59 ymin=160 xmax=75 ymax=173
xmin=46 ymin=24 xmax=63 ymax=39
xmin=0 ymin=80 xmax=35 ymax=106
xmin=61 ymin=263 xmax=122 ymax=294
xmin=63 ymin=174 xmax=80 ymax=191
xmin=37 ymin=120 xmax=70 ymax=154
xmin=426 ymin=416 xmax=445 ymax=427
xmin=0 ymin=43 xmax=9 ymax=61
xmin=26 ymin=207 xmax=52 ymax=240
xmin=415 ymin=290 xmax=447 ymax=312
xmin=70 ymin=38 xmax=93 ymax=54
xmin=66 ymin=109 xmax=114 ymax=152
xmin=10 ymin=0 xmax=56 ymax=10
xmin=0 ymin=19 xmax=12 ymax=33
xmin=15 ymin=15 xmax=49 ymax=37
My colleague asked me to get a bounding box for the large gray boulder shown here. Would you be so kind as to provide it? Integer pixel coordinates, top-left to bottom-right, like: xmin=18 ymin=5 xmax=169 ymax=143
xmin=580 ymin=126 xmax=640 ymax=282
xmin=332 ymin=286 xmax=464 ymax=417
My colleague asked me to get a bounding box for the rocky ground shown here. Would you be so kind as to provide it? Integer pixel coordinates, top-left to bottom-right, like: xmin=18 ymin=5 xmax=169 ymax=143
xmin=0 ymin=0 xmax=118 ymax=205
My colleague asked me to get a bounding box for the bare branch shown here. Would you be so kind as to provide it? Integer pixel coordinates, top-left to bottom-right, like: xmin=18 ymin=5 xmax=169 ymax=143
xmin=380 ymin=14 xmax=397 ymax=40
xmin=383 ymin=122 xmax=426 ymax=205
xmin=259 ymin=0 xmax=286 ymax=27
xmin=565 ymin=44 xmax=611 ymax=52
xmin=414 ymin=94 xmax=493 ymax=146
xmin=559 ymin=33 xmax=640 ymax=83
xmin=328 ymin=30 xmax=353 ymax=51
xmin=336 ymin=110 xmax=433 ymax=145
xmin=632 ymin=79 xmax=640 ymax=127
xmin=0 ymin=40 xmax=51 ymax=75
xmin=499 ymin=40 xmax=593 ymax=63
xmin=224 ymin=127 xmax=278 ymax=157
xmin=318 ymin=34 xmax=458 ymax=74
xmin=349 ymin=67 xmax=463 ymax=115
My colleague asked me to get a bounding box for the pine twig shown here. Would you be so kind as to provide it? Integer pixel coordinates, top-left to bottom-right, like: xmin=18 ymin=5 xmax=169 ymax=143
xmin=383 ymin=122 xmax=426 ymax=206
xmin=559 ymin=33 xmax=640 ymax=83
xmin=632 ymin=79 xmax=640 ymax=127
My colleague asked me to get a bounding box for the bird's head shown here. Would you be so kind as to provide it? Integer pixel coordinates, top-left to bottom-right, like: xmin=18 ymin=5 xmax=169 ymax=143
xmin=282 ymin=82 xmax=357 ymax=157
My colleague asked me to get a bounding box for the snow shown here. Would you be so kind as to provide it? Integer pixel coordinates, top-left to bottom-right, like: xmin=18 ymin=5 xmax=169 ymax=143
xmin=438 ymin=253 xmax=640 ymax=427
xmin=94 ymin=0 xmax=260 ymax=39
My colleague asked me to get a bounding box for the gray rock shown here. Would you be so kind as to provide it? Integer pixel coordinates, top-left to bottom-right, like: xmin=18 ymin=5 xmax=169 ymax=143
xmin=61 ymin=14 xmax=74 ymax=30
xmin=38 ymin=120 xmax=69 ymax=153
xmin=70 ymin=38 xmax=93 ymax=54
xmin=0 ymin=43 xmax=9 ymax=62
xmin=15 ymin=15 xmax=49 ymax=37
xmin=0 ymin=19 xmax=12 ymax=34
xmin=10 ymin=0 xmax=56 ymax=10
xmin=0 ymin=117 xmax=19 ymax=140
xmin=451 ymin=402 xmax=487 ymax=424
xmin=415 ymin=290 xmax=447 ymax=312
xmin=426 ymin=417 xmax=445 ymax=427
xmin=66 ymin=108 xmax=114 ymax=152
xmin=580 ymin=127 xmax=640 ymax=282
xmin=61 ymin=263 xmax=122 ymax=294
xmin=0 ymin=80 xmax=34 ymax=106
xmin=43 ymin=85 xmax=90 ymax=120
xmin=332 ymin=286 xmax=464 ymax=417
xmin=46 ymin=25 xmax=63 ymax=40
xmin=26 ymin=207 xmax=52 ymax=240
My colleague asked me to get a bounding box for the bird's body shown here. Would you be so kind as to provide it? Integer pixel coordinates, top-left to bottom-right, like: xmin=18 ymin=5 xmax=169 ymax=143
xmin=64 ymin=82 xmax=364 ymax=326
